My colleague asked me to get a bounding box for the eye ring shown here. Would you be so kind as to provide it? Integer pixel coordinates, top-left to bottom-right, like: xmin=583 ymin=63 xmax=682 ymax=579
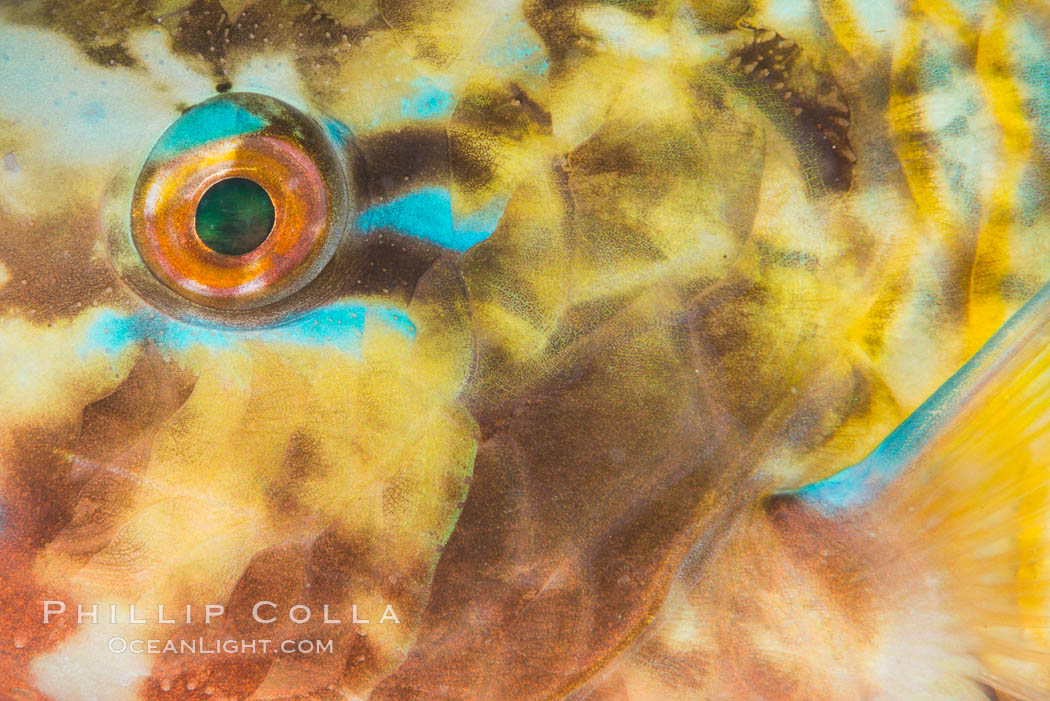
xmin=133 ymin=132 xmax=331 ymax=309
xmin=108 ymin=92 xmax=353 ymax=324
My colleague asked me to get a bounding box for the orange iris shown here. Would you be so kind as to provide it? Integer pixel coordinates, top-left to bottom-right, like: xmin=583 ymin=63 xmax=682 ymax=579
xmin=117 ymin=92 xmax=352 ymax=322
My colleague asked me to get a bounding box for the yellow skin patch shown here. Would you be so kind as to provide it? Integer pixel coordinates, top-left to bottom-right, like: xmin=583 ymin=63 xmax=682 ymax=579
xmin=28 ymin=323 xmax=475 ymax=698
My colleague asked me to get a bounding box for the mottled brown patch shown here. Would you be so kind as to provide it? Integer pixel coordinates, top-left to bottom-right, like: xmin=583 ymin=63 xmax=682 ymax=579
xmin=764 ymin=494 xmax=880 ymax=632
xmin=48 ymin=350 xmax=197 ymax=557
xmin=223 ymin=0 xmax=381 ymax=81
xmin=226 ymin=546 xmax=307 ymax=634
xmin=728 ymin=28 xmax=854 ymax=193
xmin=0 ymin=210 xmax=122 ymax=325
xmin=3 ymin=428 xmax=81 ymax=549
xmin=687 ymin=276 xmax=779 ymax=429
xmin=338 ymin=233 xmax=446 ymax=303
xmin=449 ymin=87 xmax=542 ymax=193
xmin=373 ymin=308 xmax=742 ymax=698
xmin=354 ymin=126 xmax=450 ymax=204
xmin=266 ymin=430 xmax=326 ymax=519
xmin=169 ymin=0 xmax=232 ymax=78
xmin=307 ymin=527 xmax=375 ymax=598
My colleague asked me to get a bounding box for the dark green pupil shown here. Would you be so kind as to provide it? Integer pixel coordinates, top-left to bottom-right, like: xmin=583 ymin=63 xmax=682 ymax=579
xmin=195 ymin=178 xmax=275 ymax=256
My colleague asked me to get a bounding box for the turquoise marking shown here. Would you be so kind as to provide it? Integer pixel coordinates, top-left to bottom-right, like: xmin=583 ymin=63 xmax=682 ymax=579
xmin=794 ymin=280 xmax=1050 ymax=513
xmin=324 ymin=118 xmax=354 ymax=149
xmin=356 ymin=187 xmax=507 ymax=251
xmin=454 ymin=193 xmax=511 ymax=244
xmin=483 ymin=23 xmax=550 ymax=75
xmin=1015 ymin=19 xmax=1050 ymax=222
xmin=80 ymin=303 xmax=417 ymax=360
xmin=400 ymin=78 xmax=454 ymax=120
xmin=151 ymin=99 xmax=266 ymax=160
xmin=80 ymin=101 xmax=105 ymax=125
xmin=916 ymin=50 xmax=955 ymax=91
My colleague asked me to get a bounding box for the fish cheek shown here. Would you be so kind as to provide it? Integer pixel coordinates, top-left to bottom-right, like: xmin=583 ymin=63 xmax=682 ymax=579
xmin=0 ymin=205 xmax=127 ymax=324
xmin=2 ymin=75 xmax=477 ymax=695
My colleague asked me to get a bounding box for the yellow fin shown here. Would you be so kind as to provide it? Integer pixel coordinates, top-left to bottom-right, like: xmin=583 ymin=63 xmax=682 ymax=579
xmin=878 ymin=289 xmax=1050 ymax=697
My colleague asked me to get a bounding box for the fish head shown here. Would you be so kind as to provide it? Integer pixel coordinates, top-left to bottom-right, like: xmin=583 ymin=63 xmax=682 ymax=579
xmin=0 ymin=3 xmax=524 ymax=696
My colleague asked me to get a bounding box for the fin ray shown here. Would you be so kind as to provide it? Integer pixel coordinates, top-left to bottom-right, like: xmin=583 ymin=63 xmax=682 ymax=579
xmin=794 ymin=281 xmax=1050 ymax=694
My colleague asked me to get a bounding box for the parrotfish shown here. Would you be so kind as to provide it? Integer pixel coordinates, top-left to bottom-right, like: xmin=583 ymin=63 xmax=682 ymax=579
xmin=0 ymin=0 xmax=1048 ymax=699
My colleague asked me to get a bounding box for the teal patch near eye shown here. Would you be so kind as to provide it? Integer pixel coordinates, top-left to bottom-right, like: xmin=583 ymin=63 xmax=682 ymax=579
xmin=356 ymin=187 xmax=508 ymax=251
xmin=400 ymin=78 xmax=455 ymax=120
xmin=80 ymin=303 xmax=417 ymax=361
xmin=151 ymin=99 xmax=266 ymax=161
xmin=194 ymin=178 xmax=276 ymax=256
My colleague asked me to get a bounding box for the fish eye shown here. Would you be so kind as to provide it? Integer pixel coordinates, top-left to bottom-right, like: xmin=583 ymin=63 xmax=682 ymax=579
xmin=108 ymin=92 xmax=352 ymax=325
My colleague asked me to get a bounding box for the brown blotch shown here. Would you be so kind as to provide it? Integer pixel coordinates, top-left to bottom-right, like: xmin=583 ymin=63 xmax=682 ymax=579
xmin=0 ymin=210 xmax=122 ymax=325
xmin=307 ymin=527 xmax=376 ymax=598
xmin=375 ymin=312 xmax=742 ymax=698
xmin=353 ymin=126 xmax=451 ymax=204
xmin=224 ymin=0 xmax=379 ymax=67
xmin=49 ymin=350 xmax=198 ymax=558
xmin=764 ymin=494 xmax=880 ymax=632
xmin=265 ymin=430 xmax=325 ymax=519
xmin=169 ymin=0 xmax=232 ymax=79
xmin=337 ymin=233 xmax=446 ymax=304
xmin=727 ymin=28 xmax=855 ymax=193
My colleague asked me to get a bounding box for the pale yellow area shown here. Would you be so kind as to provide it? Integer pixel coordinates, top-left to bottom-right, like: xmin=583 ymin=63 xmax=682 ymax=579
xmin=36 ymin=310 xmax=475 ymax=596
xmin=26 ymin=306 xmax=475 ymax=695
xmin=0 ymin=19 xmax=213 ymax=218
xmin=0 ymin=310 xmax=139 ymax=432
